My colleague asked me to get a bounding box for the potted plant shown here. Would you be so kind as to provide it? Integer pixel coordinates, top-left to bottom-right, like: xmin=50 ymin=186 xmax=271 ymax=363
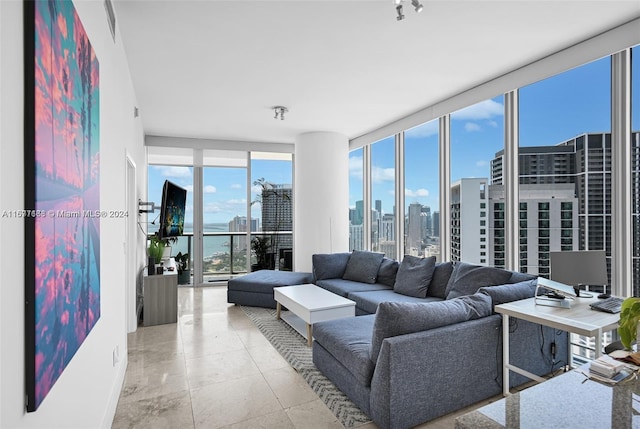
xmin=147 ymin=234 xmax=166 ymax=275
xmin=175 ymin=252 xmax=190 ymax=284
xmin=618 ymin=297 xmax=640 ymax=350
xmin=251 ymin=236 xmax=271 ymax=271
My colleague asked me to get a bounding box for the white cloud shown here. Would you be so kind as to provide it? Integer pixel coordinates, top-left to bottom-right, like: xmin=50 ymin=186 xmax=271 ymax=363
xmin=230 ymin=184 xmax=242 ymax=189
xmin=183 ymin=185 xmax=194 ymax=193
xmin=451 ymin=99 xmax=503 ymax=121
xmin=405 ymin=121 xmax=438 ymax=139
xmin=203 ymin=185 xmax=217 ymax=193
xmin=405 ymin=188 xmax=429 ymax=198
xmin=349 ymin=155 xmax=363 ymax=180
xmin=476 ymin=160 xmax=488 ymax=167
xmin=227 ymin=199 xmax=246 ymax=205
xmin=487 ymin=120 xmax=498 ymax=128
xmin=372 ymin=166 xmax=394 ymax=184
xmin=251 ymin=184 xmax=263 ymax=195
xmin=464 ymin=122 xmax=482 ymax=132
xmin=152 ymin=166 xmax=192 ymax=178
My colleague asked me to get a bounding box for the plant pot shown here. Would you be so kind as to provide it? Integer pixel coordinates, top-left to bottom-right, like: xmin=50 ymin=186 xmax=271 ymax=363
xmin=178 ymin=270 xmax=190 ymax=285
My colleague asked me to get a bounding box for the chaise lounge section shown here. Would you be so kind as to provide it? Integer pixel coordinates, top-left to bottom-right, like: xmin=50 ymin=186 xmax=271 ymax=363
xmin=227 ymin=269 xmax=313 ymax=308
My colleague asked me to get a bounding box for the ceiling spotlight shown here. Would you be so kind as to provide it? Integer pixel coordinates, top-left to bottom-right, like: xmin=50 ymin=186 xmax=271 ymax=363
xmin=395 ymin=4 xmax=405 ymax=21
xmin=273 ymin=106 xmax=288 ymax=121
xmin=411 ymin=0 xmax=423 ymax=13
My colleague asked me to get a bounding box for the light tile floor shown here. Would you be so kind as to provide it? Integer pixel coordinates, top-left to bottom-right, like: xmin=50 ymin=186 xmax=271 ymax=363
xmin=111 ymin=285 xmax=500 ymax=429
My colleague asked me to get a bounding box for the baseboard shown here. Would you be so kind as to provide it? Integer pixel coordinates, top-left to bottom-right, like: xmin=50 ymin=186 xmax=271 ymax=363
xmin=101 ymin=352 xmax=128 ymax=429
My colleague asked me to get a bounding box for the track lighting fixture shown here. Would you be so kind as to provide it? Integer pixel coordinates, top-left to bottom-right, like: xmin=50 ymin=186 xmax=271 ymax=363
xmin=273 ymin=106 xmax=288 ymax=121
xmin=393 ymin=0 xmax=423 ymax=21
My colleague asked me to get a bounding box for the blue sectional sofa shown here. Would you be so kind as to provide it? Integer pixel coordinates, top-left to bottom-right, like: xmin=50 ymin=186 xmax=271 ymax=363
xmin=310 ymin=251 xmax=569 ymax=429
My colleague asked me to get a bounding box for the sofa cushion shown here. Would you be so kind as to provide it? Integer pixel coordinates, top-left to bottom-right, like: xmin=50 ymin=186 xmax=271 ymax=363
xmin=479 ymin=279 xmax=537 ymax=310
xmin=507 ymin=271 xmax=537 ymax=284
xmin=445 ymin=262 xmax=513 ymax=300
xmin=348 ymin=289 xmax=442 ymax=315
xmin=427 ymin=262 xmax=454 ymax=299
xmin=312 ymin=253 xmax=351 ymax=281
xmin=312 ymin=314 xmax=376 ymax=387
xmin=315 ymin=278 xmax=391 ymax=298
xmin=377 ymin=258 xmax=399 ymax=287
xmin=370 ymin=293 xmax=492 ymax=362
xmin=393 ymin=255 xmax=436 ymax=298
xmin=342 ymin=250 xmax=385 ymax=284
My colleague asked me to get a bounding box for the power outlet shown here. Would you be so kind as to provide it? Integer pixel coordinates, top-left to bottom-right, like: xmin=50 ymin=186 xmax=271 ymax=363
xmin=112 ymin=345 xmax=120 ymax=367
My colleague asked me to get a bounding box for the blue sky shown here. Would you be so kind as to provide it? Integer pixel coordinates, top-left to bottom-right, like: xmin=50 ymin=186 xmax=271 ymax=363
xmin=349 ymin=52 xmax=640 ymax=216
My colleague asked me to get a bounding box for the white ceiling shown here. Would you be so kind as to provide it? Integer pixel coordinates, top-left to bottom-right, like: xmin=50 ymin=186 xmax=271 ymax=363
xmin=115 ymin=1 xmax=640 ymax=145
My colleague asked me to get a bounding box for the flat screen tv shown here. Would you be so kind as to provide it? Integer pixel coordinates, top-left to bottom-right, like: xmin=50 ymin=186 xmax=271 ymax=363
xmin=159 ymin=180 xmax=187 ymax=239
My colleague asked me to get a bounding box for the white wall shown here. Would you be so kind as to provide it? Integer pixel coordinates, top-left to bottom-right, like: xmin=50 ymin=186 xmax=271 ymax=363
xmin=294 ymin=132 xmax=349 ymax=272
xmin=0 ymin=1 xmax=145 ymax=428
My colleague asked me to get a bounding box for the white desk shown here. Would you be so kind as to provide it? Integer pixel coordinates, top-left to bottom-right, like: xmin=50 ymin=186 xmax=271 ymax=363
xmin=495 ymin=296 xmax=619 ymax=396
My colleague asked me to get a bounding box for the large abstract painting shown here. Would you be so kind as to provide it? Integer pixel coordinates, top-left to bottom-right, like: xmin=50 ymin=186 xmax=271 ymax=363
xmin=24 ymin=0 xmax=100 ymax=412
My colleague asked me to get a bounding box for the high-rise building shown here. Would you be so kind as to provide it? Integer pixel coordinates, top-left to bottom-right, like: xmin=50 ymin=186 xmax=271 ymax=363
xmin=260 ymin=184 xmax=293 ymax=269
xmin=450 ymin=178 xmax=489 ymax=264
xmin=228 ymin=215 xmax=258 ymax=233
xmin=491 ymin=132 xmax=640 ymax=285
xmin=488 ymin=184 xmax=578 ymax=275
xmin=407 ymin=202 xmax=424 ymax=255
xmin=353 ymin=200 xmax=364 ymax=226
xmin=432 ymin=211 xmax=440 ymax=237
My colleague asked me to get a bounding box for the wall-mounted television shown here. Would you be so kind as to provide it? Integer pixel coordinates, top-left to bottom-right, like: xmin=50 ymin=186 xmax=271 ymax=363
xmin=159 ymin=180 xmax=187 ymax=239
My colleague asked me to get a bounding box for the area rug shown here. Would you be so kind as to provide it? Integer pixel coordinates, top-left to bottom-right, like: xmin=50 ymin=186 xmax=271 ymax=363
xmin=241 ymin=306 xmax=371 ymax=427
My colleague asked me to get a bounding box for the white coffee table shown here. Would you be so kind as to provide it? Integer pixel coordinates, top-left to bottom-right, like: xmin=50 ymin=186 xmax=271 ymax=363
xmin=274 ymin=284 xmax=356 ymax=346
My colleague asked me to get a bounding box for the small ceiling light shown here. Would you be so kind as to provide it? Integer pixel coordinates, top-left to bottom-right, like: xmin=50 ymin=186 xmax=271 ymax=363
xmin=411 ymin=0 xmax=423 ymax=13
xmin=273 ymin=106 xmax=288 ymax=121
xmin=395 ymin=4 xmax=405 ymax=21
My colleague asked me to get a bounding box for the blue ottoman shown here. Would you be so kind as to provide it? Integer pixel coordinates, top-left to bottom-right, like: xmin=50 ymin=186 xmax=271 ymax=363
xmin=227 ymin=270 xmax=314 ymax=308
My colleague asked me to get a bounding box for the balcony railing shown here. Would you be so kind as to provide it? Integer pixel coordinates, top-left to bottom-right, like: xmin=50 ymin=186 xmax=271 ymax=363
xmin=158 ymin=231 xmax=293 ymax=283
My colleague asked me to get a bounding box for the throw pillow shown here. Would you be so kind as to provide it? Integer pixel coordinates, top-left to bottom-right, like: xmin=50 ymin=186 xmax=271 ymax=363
xmin=427 ymin=262 xmax=454 ymax=299
xmin=478 ymin=279 xmax=537 ymax=310
xmin=393 ymin=255 xmax=436 ymax=298
xmin=377 ymin=258 xmax=399 ymax=287
xmin=312 ymin=253 xmax=351 ymax=281
xmin=370 ymin=293 xmax=492 ymax=363
xmin=445 ymin=262 xmax=512 ymax=300
xmin=342 ymin=250 xmax=385 ymax=284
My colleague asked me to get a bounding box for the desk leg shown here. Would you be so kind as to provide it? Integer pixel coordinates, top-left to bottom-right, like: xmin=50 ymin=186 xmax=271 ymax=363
xmin=276 ymin=302 xmax=281 ymax=320
xmin=503 ymin=314 xmax=510 ymax=396
xmin=595 ymin=328 xmax=603 ymax=358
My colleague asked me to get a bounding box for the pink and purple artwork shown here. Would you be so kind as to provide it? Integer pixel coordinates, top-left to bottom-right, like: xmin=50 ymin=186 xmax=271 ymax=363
xmin=25 ymin=0 xmax=100 ymax=412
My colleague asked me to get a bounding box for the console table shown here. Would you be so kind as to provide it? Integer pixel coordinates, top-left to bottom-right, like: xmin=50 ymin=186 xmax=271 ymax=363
xmin=455 ymin=367 xmax=640 ymax=429
xmin=143 ymin=272 xmax=177 ymax=326
xmin=495 ymin=296 xmax=619 ymax=396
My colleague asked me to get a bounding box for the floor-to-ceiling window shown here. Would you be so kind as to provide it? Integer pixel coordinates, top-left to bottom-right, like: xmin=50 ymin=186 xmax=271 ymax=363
xmin=250 ymin=153 xmax=293 ymax=271
xmin=202 ymin=150 xmax=248 ymax=279
xmin=520 ymin=57 xmax=612 ymax=362
xmin=349 ymin=147 xmax=364 ymax=251
xmin=632 ymin=45 xmax=640 ymax=295
xmin=450 ymin=97 xmax=505 ymax=266
xmin=371 ymin=136 xmax=396 ymax=255
xmin=404 ymin=120 xmax=439 ymax=260
xmin=519 ymin=57 xmax=611 ymax=281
